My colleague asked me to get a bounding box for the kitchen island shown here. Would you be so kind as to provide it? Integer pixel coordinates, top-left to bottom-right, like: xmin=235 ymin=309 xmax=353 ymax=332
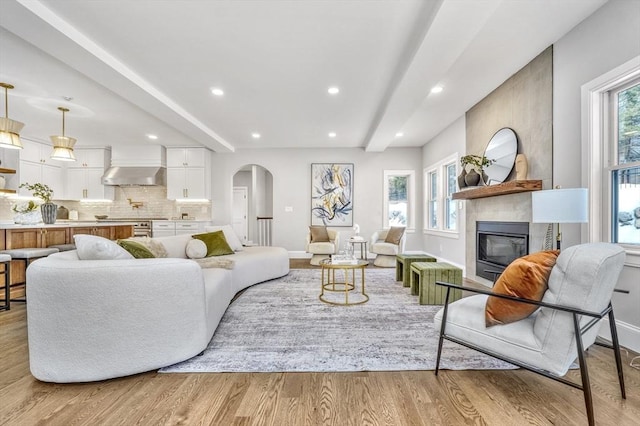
xmin=0 ymin=222 xmax=135 ymax=301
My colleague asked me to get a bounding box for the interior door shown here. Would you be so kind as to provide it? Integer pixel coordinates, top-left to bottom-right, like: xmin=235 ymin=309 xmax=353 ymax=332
xmin=232 ymin=187 xmax=248 ymax=243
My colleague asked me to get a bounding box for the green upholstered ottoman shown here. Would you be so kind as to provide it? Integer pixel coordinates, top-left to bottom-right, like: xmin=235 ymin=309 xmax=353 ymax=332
xmin=410 ymin=262 xmax=462 ymax=305
xmin=395 ymin=253 xmax=436 ymax=289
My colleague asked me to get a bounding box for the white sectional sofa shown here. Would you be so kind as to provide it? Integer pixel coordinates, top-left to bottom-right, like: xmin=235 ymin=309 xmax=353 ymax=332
xmin=26 ymin=233 xmax=289 ymax=383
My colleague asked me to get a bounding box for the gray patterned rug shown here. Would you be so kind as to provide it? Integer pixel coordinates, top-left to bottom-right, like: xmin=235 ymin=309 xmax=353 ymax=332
xmin=160 ymin=269 xmax=516 ymax=373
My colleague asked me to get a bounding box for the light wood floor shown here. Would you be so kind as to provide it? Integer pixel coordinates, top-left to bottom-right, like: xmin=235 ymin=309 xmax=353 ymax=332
xmin=2 ymin=278 xmax=639 ymax=425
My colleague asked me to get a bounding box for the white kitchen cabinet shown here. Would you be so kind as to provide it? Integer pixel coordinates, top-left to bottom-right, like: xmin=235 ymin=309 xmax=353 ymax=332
xmin=175 ymin=221 xmax=202 ymax=235
xmin=151 ymin=220 xmax=209 ymax=237
xmin=65 ymin=148 xmax=113 ymax=200
xmin=19 ymin=140 xmax=65 ymax=199
xmin=166 ymin=147 xmax=210 ymax=200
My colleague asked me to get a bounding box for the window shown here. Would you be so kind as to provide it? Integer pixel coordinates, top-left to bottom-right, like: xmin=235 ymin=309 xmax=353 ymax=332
xmin=424 ymin=154 xmax=459 ymax=236
xmin=610 ymin=79 xmax=640 ymax=245
xmin=383 ymin=170 xmax=415 ymax=231
xmin=428 ymin=171 xmax=438 ymax=229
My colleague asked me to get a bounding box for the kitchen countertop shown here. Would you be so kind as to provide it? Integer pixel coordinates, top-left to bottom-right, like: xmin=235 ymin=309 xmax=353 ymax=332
xmin=0 ymin=221 xmax=137 ymax=230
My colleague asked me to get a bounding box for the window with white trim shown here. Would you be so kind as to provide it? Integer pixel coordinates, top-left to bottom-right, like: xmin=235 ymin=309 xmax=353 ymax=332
xmin=383 ymin=170 xmax=415 ymax=230
xmin=610 ymin=78 xmax=640 ymax=246
xmin=424 ymin=154 xmax=459 ymax=235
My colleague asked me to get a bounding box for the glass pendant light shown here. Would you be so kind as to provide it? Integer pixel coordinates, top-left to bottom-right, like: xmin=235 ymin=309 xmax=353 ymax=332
xmin=0 ymin=82 xmax=24 ymax=149
xmin=50 ymin=107 xmax=77 ymax=161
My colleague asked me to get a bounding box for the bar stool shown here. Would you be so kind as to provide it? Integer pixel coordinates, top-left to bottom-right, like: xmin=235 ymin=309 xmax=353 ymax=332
xmin=0 ymin=254 xmax=11 ymax=311
xmin=48 ymin=243 xmax=76 ymax=252
xmin=0 ymin=248 xmax=59 ymax=303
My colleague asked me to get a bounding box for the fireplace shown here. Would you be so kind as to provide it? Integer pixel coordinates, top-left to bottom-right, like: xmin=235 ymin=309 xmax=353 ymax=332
xmin=476 ymin=221 xmax=529 ymax=281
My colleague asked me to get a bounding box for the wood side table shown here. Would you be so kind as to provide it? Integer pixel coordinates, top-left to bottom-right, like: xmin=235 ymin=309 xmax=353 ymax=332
xmin=396 ymin=253 xmax=436 ymax=290
xmin=410 ymin=262 xmax=462 ymax=305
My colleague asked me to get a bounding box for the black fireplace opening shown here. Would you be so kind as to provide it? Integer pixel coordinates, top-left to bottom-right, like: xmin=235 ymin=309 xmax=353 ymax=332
xmin=476 ymin=221 xmax=529 ymax=281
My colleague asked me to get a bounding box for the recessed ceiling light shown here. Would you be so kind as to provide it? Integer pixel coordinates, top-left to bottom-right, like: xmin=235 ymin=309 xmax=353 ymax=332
xmin=328 ymin=132 xmax=337 ymax=138
xmin=146 ymin=134 xmax=158 ymax=140
xmin=211 ymin=87 xmax=224 ymax=96
xmin=251 ymin=132 xmax=261 ymax=139
xmin=327 ymin=87 xmax=340 ymax=95
xmin=431 ymin=86 xmax=443 ymax=94
xmin=395 ymin=132 xmax=404 ymax=138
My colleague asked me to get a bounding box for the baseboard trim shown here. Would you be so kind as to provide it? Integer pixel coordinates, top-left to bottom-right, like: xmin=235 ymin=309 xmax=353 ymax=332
xmin=599 ymin=317 xmax=640 ymax=354
xmin=289 ymin=251 xmax=311 ymax=259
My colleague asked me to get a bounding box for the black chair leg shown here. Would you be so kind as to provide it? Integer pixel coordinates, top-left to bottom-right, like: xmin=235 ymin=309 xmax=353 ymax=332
xmin=573 ymin=313 xmax=595 ymax=426
xmin=434 ymin=288 xmax=451 ymax=376
xmin=607 ymin=305 xmax=626 ymax=399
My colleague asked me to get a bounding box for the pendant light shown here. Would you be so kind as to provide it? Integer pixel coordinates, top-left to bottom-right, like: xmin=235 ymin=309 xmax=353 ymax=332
xmin=50 ymin=107 xmax=77 ymax=161
xmin=0 ymin=82 xmax=24 ymax=149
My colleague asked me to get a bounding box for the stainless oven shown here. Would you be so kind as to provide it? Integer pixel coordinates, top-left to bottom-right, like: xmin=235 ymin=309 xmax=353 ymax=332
xmin=99 ymin=218 xmax=167 ymax=238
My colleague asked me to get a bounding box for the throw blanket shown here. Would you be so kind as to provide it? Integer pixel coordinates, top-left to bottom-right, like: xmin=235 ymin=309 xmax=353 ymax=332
xmin=193 ymin=257 xmax=235 ymax=269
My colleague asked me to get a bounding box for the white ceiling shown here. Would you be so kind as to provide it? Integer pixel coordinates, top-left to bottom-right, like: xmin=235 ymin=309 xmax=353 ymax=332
xmin=0 ymin=0 xmax=607 ymax=153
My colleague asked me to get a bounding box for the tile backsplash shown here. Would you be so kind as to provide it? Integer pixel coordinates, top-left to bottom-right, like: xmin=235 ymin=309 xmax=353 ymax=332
xmin=0 ymin=186 xmax=212 ymax=221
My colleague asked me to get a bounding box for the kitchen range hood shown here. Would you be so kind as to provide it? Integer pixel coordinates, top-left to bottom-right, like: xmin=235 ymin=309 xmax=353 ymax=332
xmin=102 ymin=166 xmax=166 ymax=186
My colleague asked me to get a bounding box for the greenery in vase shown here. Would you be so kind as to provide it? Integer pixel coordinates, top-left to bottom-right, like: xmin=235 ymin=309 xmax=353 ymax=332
xmin=460 ymin=155 xmax=495 ymax=172
xmin=19 ymin=182 xmax=54 ymax=203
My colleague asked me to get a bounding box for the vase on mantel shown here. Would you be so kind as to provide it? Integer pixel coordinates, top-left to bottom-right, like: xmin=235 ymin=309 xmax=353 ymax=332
xmin=464 ymin=168 xmax=481 ymax=187
xmin=457 ymin=168 xmax=467 ymax=190
xmin=41 ymin=202 xmax=58 ymax=225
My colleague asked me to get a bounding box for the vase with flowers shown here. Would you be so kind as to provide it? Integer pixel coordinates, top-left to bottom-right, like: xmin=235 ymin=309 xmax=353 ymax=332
xmin=12 ymin=200 xmax=42 ymax=225
xmin=459 ymin=155 xmax=496 ymax=188
xmin=19 ymin=182 xmax=57 ymax=224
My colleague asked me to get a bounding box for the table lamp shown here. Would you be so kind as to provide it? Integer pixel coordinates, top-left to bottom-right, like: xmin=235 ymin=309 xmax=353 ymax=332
xmin=531 ymin=187 xmax=588 ymax=250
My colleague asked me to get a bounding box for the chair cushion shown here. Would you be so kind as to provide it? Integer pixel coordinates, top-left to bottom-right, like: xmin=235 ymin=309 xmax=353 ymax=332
xmin=307 ymin=241 xmax=336 ymax=254
xmin=309 ymin=226 xmax=330 ymax=242
xmin=485 ymin=250 xmax=559 ymax=327
xmin=371 ymin=242 xmax=400 ymax=256
xmin=384 ymin=226 xmax=405 ymax=245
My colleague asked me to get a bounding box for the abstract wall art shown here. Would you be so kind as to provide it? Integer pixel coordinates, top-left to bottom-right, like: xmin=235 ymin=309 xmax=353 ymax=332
xmin=311 ymin=163 xmax=353 ymax=226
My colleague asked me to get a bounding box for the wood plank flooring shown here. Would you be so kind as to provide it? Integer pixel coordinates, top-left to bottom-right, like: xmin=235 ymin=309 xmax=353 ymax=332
xmin=2 ymin=291 xmax=639 ymax=425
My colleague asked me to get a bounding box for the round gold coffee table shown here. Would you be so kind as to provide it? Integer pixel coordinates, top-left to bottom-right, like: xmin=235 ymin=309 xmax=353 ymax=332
xmin=319 ymin=259 xmax=369 ymax=305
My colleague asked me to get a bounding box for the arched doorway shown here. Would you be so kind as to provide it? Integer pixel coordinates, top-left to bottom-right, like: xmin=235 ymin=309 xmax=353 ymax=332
xmin=232 ymin=164 xmax=273 ymax=245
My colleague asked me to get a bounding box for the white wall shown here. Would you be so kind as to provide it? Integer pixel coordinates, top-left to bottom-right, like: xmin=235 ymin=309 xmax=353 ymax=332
xmin=211 ymin=147 xmax=423 ymax=253
xmin=421 ymin=116 xmax=466 ymax=270
xmin=554 ymin=0 xmax=640 ymax=351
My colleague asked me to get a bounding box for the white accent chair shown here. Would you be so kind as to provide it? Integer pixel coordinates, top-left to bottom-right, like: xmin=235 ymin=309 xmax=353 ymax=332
xmin=370 ymin=229 xmax=406 ymax=267
xmin=434 ymin=243 xmax=627 ymax=426
xmin=306 ymin=229 xmax=340 ymax=265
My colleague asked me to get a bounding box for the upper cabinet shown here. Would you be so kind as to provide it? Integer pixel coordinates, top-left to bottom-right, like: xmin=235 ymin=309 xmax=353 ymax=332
xmin=66 ymin=148 xmax=114 ymax=200
xmin=166 ymin=147 xmax=211 ymax=200
xmin=18 ymin=139 xmax=65 ymax=199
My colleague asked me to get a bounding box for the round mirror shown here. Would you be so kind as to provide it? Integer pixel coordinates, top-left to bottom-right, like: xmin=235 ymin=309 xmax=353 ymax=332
xmin=482 ymin=127 xmax=518 ymax=185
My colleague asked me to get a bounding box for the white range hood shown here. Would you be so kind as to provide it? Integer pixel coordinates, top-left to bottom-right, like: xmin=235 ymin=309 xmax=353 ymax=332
xmin=102 ymin=145 xmax=167 ymax=186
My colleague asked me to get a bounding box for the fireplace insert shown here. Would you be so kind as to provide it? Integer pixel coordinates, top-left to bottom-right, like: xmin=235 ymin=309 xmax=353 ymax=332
xmin=476 ymin=221 xmax=529 ymax=281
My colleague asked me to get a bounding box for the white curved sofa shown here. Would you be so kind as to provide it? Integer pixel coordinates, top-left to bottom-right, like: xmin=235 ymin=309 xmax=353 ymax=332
xmin=26 ymin=233 xmax=289 ymax=383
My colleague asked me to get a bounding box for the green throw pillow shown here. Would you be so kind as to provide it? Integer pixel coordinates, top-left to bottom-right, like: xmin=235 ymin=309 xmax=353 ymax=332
xmin=192 ymin=231 xmax=234 ymax=257
xmin=117 ymin=239 xmax=156 ymax=259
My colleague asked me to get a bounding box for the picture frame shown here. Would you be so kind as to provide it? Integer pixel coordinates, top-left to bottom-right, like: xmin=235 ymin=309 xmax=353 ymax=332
xmin=311 ymin=163 xmax=353 ymax=226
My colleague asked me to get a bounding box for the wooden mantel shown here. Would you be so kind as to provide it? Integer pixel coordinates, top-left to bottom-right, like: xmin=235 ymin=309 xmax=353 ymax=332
xmin=452 ymin=180 xmax=542 ymax=200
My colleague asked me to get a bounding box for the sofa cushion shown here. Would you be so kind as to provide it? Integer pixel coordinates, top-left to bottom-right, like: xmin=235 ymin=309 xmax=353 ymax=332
xmin=384 ymin=226 xmax=405 ymax=245
xmin=124 ymin=237 xmax=168 ymax=258
xmin=117 ymin=239 xmax=156 ymax=259
xmin=371 ymin=241 xmax=400 ymax=256
xmin=309 ymin=225 xmax=330 ymax=242
xmin=74 ymin=234 xmax=134 ymax=260
xmin=186 ymin=239 xmax=208 ymax=259
xmin=485 ymin=250 xmax=560 ymax=327
xmin=204 ymin=225 xmax=244 ymax=251
xmin=193 ymin=231 xmax=234 ymax=257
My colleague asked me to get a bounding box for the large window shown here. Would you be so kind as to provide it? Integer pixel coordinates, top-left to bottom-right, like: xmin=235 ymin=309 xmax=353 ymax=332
xmin=383 ymin=170 xmax=415 ymax=230
xmin=611 ymin=80 xmax=640 ymax=245
xmin=424 ymin=154 xmax=458 ymax=236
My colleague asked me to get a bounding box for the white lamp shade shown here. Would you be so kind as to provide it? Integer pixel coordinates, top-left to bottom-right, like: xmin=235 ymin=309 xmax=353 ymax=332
xmin=531 ymin=188 xmax=588 ymax=223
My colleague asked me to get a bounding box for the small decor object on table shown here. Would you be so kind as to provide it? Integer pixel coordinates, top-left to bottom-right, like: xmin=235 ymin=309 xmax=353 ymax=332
xmin=19 ymin=182 xmax=57 ymax=224
xmin=12 ymin=200 xmax=42 ymax=225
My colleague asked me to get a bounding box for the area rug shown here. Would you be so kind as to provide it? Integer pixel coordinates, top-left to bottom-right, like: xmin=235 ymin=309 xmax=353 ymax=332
xmin=160 ymin=269 xmax=516 ymax=373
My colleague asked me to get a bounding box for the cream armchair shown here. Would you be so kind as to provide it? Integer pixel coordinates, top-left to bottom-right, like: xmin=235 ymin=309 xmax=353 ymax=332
xmin=370 ymin=228 xmax=406 ymax=267
xmin=306 ymin=229 xmax=340 ymax=265
xmin=434 ymin=243 xmax=626 ymax=426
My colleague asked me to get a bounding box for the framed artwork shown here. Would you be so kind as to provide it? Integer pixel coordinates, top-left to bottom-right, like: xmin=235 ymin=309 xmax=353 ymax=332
xmin=311 ymin=163 xmax=353 ymax=226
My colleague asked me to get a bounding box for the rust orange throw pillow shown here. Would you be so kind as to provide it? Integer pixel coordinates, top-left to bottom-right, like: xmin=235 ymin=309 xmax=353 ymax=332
xmin=485 ymin=250 xmax=560 ymax=327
